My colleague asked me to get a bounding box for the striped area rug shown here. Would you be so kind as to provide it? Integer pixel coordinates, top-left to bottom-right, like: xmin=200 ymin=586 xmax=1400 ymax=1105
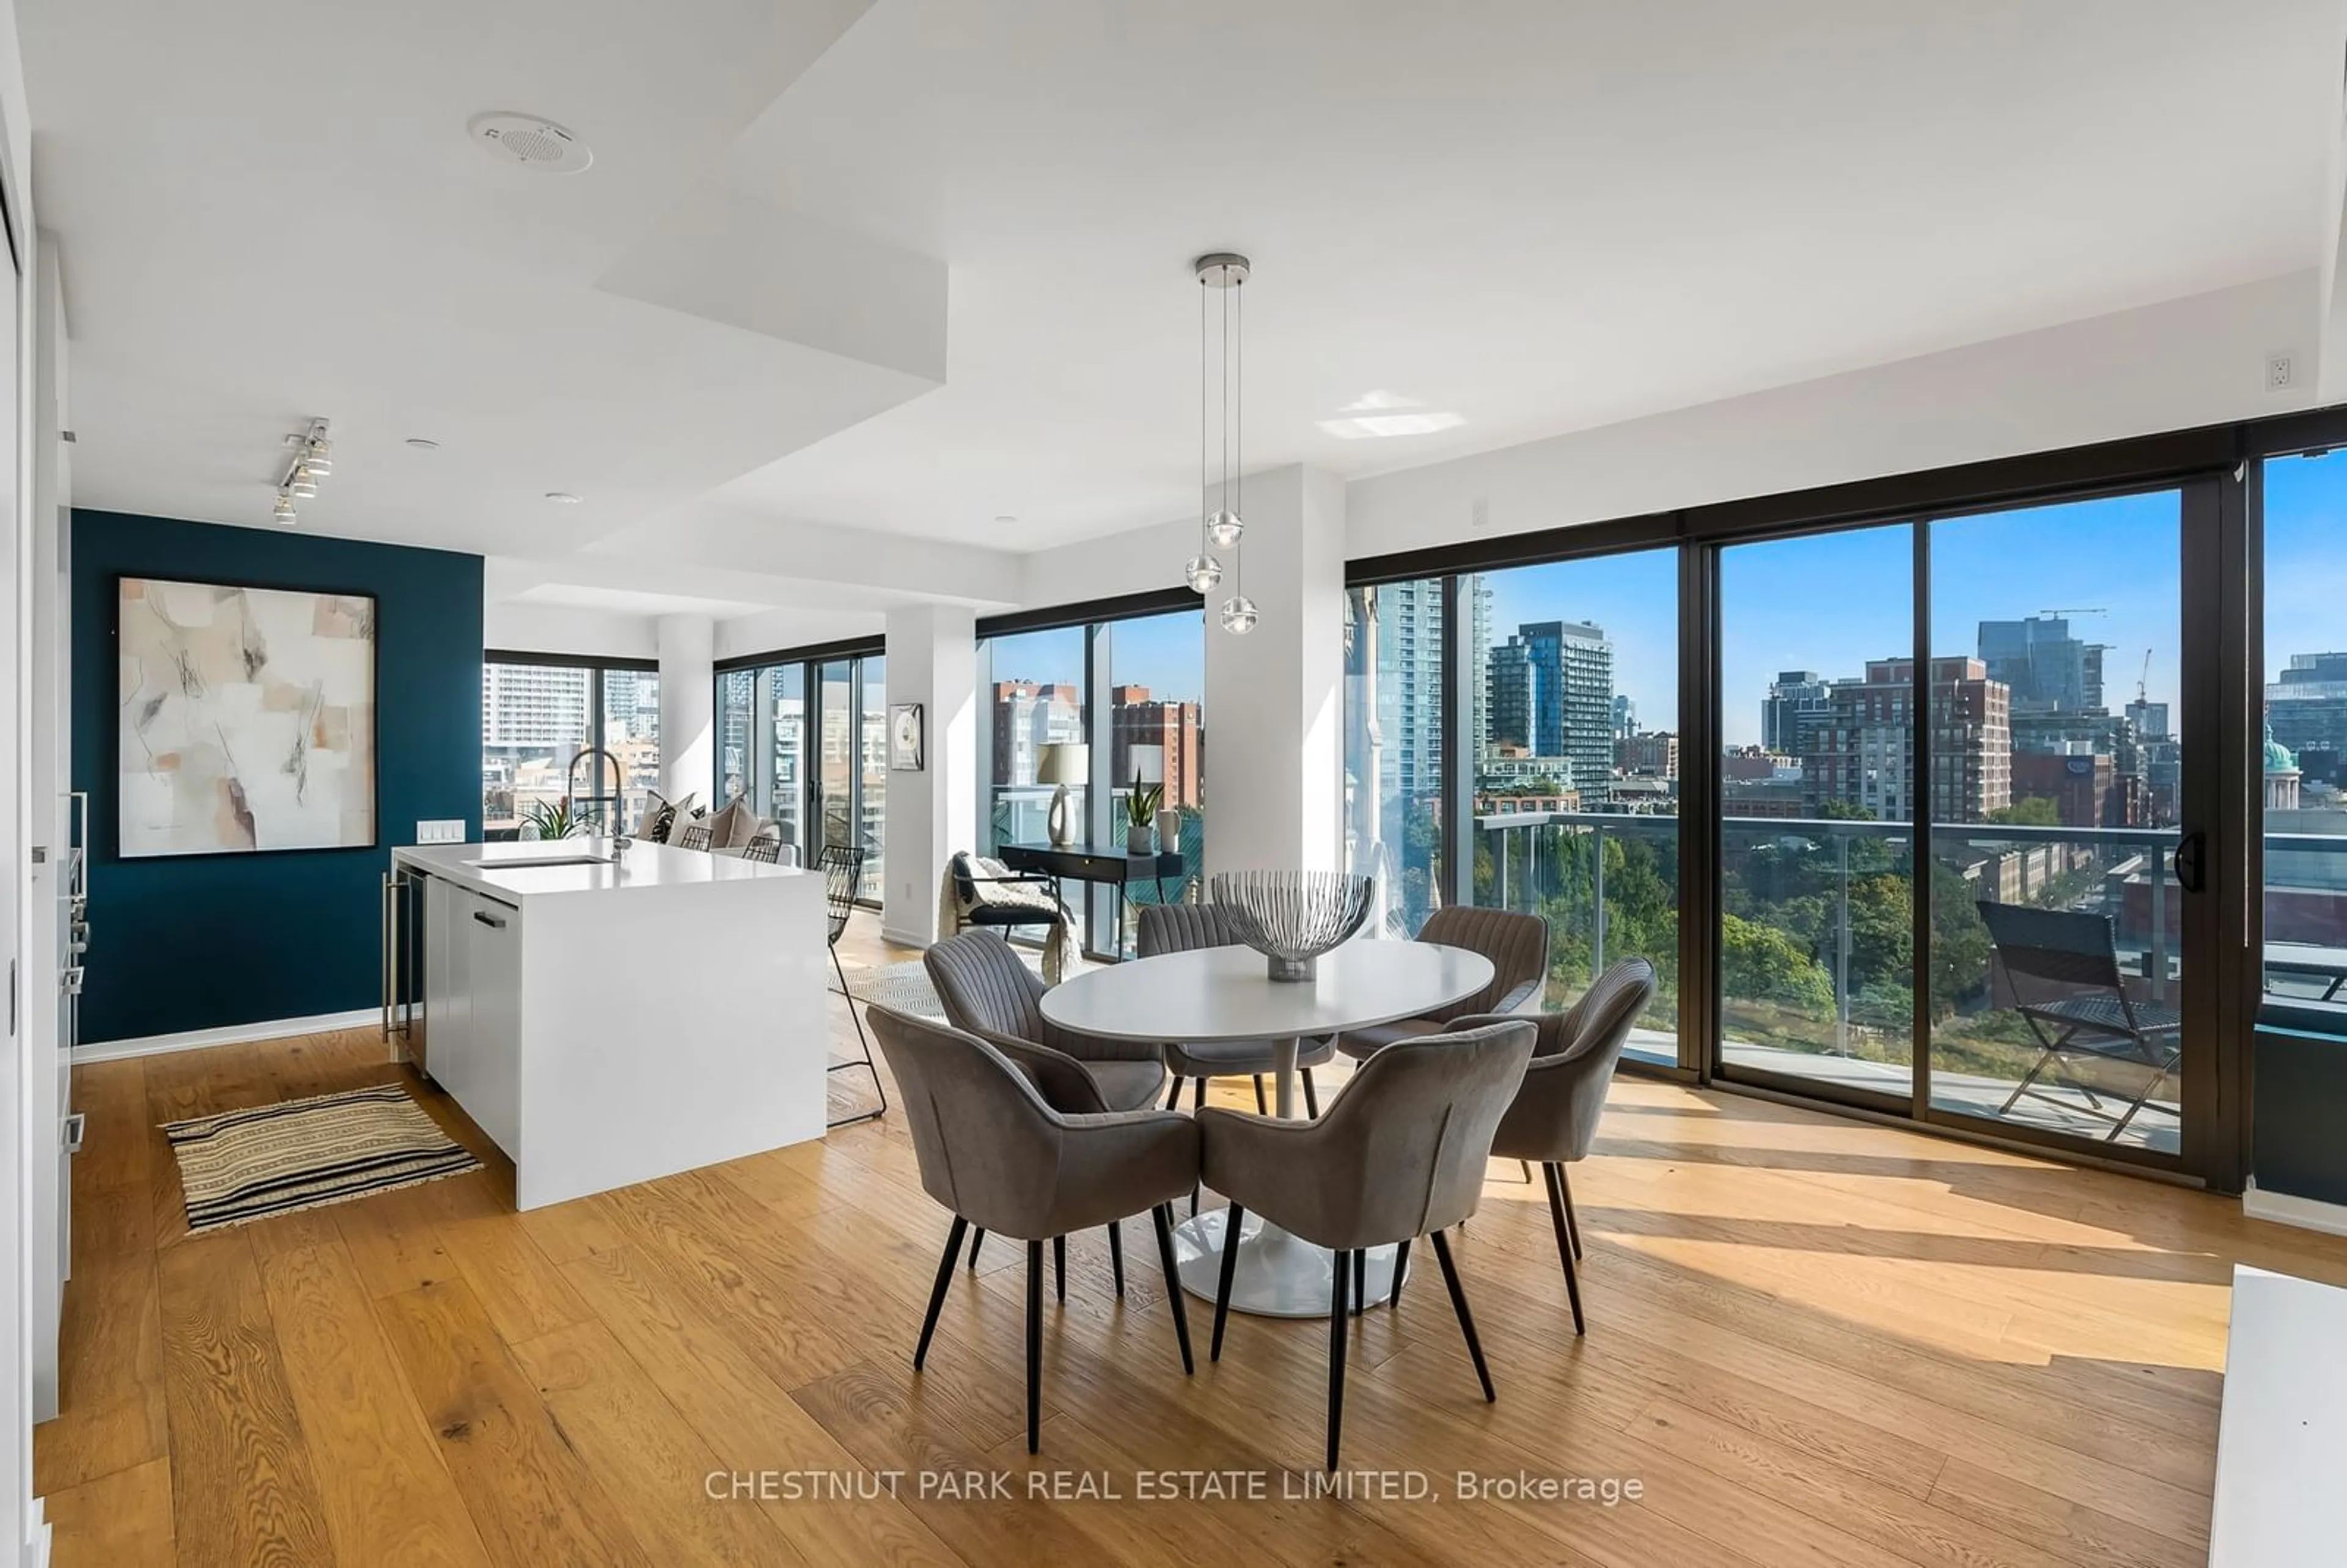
xmin=163 ymin=1083 xmax=481 ymax=1233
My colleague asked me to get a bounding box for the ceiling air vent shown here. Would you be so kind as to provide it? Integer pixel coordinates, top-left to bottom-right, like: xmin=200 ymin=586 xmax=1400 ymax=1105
xmin=466 ymin=112 xmax=592 ymax=174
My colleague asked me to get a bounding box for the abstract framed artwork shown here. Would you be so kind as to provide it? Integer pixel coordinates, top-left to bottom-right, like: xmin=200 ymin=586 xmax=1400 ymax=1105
xmin=117 ymin=576 xmax=378 ymax=857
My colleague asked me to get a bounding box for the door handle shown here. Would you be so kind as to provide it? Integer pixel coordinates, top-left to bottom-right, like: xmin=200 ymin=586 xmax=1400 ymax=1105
xmin=2173 ymin=831 xmax=2206 ymax=893
xmin=471 ymin=910 xmax=507 ymax=929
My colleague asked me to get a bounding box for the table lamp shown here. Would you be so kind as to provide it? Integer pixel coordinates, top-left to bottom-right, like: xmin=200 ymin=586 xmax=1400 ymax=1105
xmin=1037 ymin=741 xmax=1089 ymax=848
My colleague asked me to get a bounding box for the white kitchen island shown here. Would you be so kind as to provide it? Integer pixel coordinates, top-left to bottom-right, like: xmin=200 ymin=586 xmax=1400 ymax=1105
xmin=389 ymin=837 xmax=829 ymax=1210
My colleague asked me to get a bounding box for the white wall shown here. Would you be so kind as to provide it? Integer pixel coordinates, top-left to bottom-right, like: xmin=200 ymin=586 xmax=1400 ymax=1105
xmin=1202 ymin=465 xmax=1346 ymax=877
xmin=711 ymin=606 xmax=884 ymax=663
xmin=656 ymin=614 xmax=716 ymax=804
xmin=880 ymin=604 xmax=975 ymax=946
xmin=482 ymin=601 xmax=659 ymax=661
xmin=1348 ymin=271 xmax=2319 ymax=559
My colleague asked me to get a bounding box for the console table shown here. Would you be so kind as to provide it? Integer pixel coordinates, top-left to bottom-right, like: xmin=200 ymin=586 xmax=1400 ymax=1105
xmin=998 ymin=841 xmax=1186 ymax=954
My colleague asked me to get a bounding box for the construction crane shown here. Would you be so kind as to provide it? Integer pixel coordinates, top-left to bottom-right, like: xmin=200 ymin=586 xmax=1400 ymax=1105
xmin=2137 ymin=649 xmax=2152 ymax=705
xmin=2038 ymin=606 xmax=2109 ymax=620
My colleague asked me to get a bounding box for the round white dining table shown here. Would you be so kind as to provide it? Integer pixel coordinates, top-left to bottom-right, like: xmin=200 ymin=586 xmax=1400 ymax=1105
xmin=1038 ymin=939 xmax=1494 ymax=1318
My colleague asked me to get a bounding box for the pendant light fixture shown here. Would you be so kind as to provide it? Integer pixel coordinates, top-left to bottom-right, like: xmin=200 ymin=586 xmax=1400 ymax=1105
xmin=1191 ymin=252 xmax=1255 ymax=633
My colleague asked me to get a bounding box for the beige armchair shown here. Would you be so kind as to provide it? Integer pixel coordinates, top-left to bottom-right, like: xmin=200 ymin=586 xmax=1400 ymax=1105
xmin=1197 ymin=1018 xmax=1535 ymax=1470
xmin=1455 ymin=955 xmax=1655 ymax=1336
xmin=866 ymin=1005 xmax=1200 ymax=1454
xmin=1334 ymin=906 xmax=1550 ymax=1058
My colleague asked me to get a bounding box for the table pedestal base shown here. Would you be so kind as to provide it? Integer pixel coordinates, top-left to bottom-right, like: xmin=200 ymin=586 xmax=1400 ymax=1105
xmin=1170 ymin=1206 xmax=1404 ymax=1319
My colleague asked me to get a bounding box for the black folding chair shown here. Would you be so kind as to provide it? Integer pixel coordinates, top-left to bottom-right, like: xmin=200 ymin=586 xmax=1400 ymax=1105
xmin=1974 ymin=901 xmax=2181 ymax=1141
xmin=822 ymin=844 xmax=886 ymax=1128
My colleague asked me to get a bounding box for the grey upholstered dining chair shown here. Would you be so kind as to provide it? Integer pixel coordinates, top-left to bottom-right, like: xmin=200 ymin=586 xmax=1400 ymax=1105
xmin=1198 ymin=1018 xmax=1537 ymax=1471
xmin=866 ymin=1005 xmax=1200 ymax=1454
xmin=1139 ymin=904 xmax=1336 ymax=1119
xmin=1455 ymin=955 xmax=1655 ymax=1336
xmin=924 ymin=929 xmax=1168 ymax=1285
xmin=1334 ymin=906 xmax=1550 ymax=1059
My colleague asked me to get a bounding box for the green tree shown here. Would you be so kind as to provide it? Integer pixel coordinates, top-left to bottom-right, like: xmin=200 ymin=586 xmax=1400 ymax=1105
xmin=1987 ymin=797 xmax=2062 ymax=827
xmin=1721 ymin=912 xmax=1835 ymax=1016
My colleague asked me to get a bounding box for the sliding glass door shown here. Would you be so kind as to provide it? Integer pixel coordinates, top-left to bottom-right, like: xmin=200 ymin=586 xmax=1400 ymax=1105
xmin=1708 ymin=487 xmax=2212 ymax=1167
xmin=715 ymin=645 xmax=884 ymax=905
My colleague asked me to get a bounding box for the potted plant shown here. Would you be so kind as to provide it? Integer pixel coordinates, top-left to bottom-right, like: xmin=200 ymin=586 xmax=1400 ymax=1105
xmin=521 ymin=798 xmax=586 ymax=841
xmin=1123 ymin=772 xmax=1163 ymax=854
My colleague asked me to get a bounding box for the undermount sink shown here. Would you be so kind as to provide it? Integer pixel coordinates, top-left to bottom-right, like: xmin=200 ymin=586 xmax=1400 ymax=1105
xmin=468 ymin=854 xmax=614 ymax=870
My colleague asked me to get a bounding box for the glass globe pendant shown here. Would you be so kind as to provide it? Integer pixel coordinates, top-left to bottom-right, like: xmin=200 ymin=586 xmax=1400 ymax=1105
xmin=1184 ymin=554 xmax=1223 ymax=593
xmin=1220 ymin=594 xmax=1258 ymax=635
xmin=1205 ymin=509 xmax=1244 ymax=549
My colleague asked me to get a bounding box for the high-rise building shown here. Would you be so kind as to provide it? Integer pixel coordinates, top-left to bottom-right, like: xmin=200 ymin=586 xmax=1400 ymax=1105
xmin=1109 ymin=683 xmax=1204 ymax=808
xmin=1612 ymin=694 xmax=1637 ymax=741
xmin=1503 ymin=619 xmax=1614 ymax=793
xmin=1805 ymin=656 xmax=2010 ymax=821
xmin=2268 ymin=651 xmax=2347 ymax=756
xmin=1760 ymin=670 xmax=1834 ymax=757
xmin=2011 ymin=750 xmax=2148 ymax=829
xmin=1977 ymin=615 xmax=2106 ymax=714
xmin=1485 ymin=639 xmax=1535 ymax=753
xmin=1466 ymin=576 xmax=1493 ymax=764
xmin=2125 ymin=698 xmax=2170 ymax=741
xmin=1369 ymin=579 xmax=1447 ymax=822
xmin=990 ymin=680 xmax=1084 ymax=788
xmin=482 ymin=662 xmax=590 ymax=749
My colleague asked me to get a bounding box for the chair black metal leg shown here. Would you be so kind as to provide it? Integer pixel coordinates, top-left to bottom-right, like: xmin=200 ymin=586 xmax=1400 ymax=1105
xmin=1254 ymin=1075 xmax=1268 ymax=1114
xmin=1390 ymin=1238 xmax=1410 ymax=1310
xmin=825 ymin=943 xmax=887 ymax=1129
xmin=1352 ymin=1248 xmax=1366 ymax=1316
xmin=1558 ymin=1163 xmax=1582 ymax=1261
xmin=1026 ymin=1239 xmax=1043 ymax=1454
xmin=1301 ymin=1068 xmax=1320 ymax=1118
xmin=1211 ymin=1203 xmax=1244 ymax=1361
xmin=1326 ymin=1249 xmax=1351 ymax=1471
xmin=1053 ymin=1234 xmax=1067 ymax=1303
xmin=1108 ymin=1220 xmax=1125 ymax=1296
xmin=913 ymin=1216 xmax=966 ymax=1371
xmin=1542 ymin=1163 xmax=1586 ymax=1336
xmin=968 ymin=1228 xmax=985 ymax=1269
xmin=1428 ymin=1229 xmax=1494 ymax=1402
xmin=1151 ymin=1204 xmax=1194 ymax=1374
xmin=1164 ymin=1075 xmax=1185 ymax=1110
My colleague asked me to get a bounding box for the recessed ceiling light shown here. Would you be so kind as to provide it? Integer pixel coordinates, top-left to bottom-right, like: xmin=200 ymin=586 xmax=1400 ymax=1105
xmin=994 ymin=515 xmax=1018 ymax=526
xmin=544 ymin=492 xmax=582 ymax=504
xmin=1317 ymin=411 xmax=1466 ymax=440
xmin=468 ymin=112 xmax=593 ymax=174
xmin=405 ymin=437 xmax=440 ymax=450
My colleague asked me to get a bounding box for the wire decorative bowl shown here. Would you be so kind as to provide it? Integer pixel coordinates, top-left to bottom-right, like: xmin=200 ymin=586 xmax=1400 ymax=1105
xmin=1208 ymin=870 xmax=1376 ymax=982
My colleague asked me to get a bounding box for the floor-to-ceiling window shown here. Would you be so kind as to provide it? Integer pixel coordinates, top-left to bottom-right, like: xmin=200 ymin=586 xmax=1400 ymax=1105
xmin=1345 ymin=579 xmax=1445 ymax=937
xmin=2261 ymin=450 xmax=2347 ymax=1027
xmin=1925 ymin=492 xmax=2185 ymax=1152
xmin=1465 ymin=552 xmax=1679 ymax=1064
xmin=977 ymin=598 xmax=1207 ymax=958
xmin=480 ymin=653 xmax=656 ymax=836
xmin=713 ymin=642 xmax=883 ymax=903
xmin=1717 ymin=526 xmax=1917 ymax=1104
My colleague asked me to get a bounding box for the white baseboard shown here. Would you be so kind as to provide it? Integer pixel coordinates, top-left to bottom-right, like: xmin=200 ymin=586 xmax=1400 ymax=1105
xmin=75 ymin=1008 xmax=381 ymax=1064
xmin=878 ymin=925 xmax=934 ymax=951
xmin=2242 ymin=1178 xmax=2347 ymax=1239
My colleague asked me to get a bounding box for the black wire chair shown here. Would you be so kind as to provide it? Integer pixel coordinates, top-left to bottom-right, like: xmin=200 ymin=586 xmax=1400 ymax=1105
xmin=822 ymin=844 xmax=886 ymax=1127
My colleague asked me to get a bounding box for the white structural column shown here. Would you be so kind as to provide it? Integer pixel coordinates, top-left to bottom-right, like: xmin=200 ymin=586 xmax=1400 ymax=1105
xmin=657 ymin=614 xmax=716 ymax=804
xmin=1203 ymin=464 xmax=1347 ymax=877
xmin=881 ymin=604 xmax=978 ymax=946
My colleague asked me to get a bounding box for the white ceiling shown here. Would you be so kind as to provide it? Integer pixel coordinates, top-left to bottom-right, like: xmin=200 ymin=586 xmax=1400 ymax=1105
xmin=26 ymin=0 xmax=2347 ymax=619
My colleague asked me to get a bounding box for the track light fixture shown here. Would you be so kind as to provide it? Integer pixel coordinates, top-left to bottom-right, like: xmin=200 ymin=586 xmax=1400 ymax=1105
xmin=272 ymin=417 xmax=332 ymax=527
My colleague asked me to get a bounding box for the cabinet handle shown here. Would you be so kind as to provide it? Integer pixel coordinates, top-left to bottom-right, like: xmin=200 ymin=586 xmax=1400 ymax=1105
xmin=472 ymin=910 xmax=507 ymax=929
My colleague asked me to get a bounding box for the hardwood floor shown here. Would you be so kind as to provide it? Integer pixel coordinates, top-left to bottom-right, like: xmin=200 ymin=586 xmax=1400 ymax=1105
xmin=39 ymin=914 xmax=2347 ymax=1566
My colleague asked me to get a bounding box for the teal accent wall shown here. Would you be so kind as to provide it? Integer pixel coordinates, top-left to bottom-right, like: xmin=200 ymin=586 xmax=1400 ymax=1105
xmin=71 ymin=510 xmax=483 ymax=1044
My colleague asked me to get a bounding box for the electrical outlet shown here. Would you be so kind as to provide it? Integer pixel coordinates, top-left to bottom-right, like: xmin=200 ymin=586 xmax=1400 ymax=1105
xmin=415 ymin=819 xmax=466 ymax=844
xmin=2268 ymin=352 xmax=2296 ymax=392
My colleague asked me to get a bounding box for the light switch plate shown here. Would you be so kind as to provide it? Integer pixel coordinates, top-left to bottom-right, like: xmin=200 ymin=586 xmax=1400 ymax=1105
xmin=415 ymin=819 xmax=466 ymax=844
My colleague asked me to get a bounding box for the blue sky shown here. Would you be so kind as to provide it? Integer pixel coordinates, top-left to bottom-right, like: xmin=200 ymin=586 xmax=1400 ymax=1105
xmin=983 ymin=610 xmax=1208 ymax=707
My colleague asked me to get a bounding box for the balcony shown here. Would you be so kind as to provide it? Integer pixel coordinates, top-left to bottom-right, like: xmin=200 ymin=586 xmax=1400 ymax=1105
xmin=1472 ymin=809 xmax=2223 ymax=1156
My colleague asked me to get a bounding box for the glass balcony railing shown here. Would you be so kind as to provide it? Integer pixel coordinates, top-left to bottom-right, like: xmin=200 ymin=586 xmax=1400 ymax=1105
xmin=1472 ymin=810 xmax=2228 ymax=1154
